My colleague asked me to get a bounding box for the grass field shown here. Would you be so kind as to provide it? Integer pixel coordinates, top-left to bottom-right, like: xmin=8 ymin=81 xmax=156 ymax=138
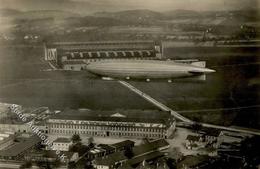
xmin=0 ymin=45 xmax=259 ymax=127
xmin=0 ymin=46 xmax=154 ymax=110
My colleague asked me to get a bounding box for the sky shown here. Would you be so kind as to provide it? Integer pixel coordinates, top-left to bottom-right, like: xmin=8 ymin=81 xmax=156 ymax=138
xmin=0 ymin=0 xmax=258 ymax=14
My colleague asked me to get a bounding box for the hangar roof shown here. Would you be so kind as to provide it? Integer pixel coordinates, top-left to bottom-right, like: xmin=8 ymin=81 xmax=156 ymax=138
xmin=45 ymin=40 xmax=155 ymax=49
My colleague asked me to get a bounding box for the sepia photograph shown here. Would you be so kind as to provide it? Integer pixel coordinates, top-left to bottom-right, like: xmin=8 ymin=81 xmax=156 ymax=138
xmin=0 ymin=0 xmax=259 ymax=168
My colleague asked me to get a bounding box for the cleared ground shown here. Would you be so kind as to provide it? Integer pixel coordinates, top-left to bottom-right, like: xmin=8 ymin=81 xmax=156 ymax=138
xmin=0 ymin=45 xmax=259 ymax=128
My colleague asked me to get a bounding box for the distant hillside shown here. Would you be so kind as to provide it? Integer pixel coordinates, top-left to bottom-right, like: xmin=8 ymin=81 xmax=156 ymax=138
xmin=93 ymin=9 xmax=165 ymax=24
xmin=1 ymin=8 xmax=258 ymax=31
xmin=0 ymin=8 xmax=22 ymax=16
xmin=94 ymin=9 xmax=163 ymax=18
xmin=66 ymin=16 xmax=125 ymax=27
xmin=231 ymin=9 xmax=259 ymax=22
xmin=163 ymin=9 xmax=201 ymax=18
xmin=1 ymin=10 xmax=79 ymax=20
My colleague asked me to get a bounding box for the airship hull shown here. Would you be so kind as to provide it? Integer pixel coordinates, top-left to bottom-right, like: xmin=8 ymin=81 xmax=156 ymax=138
xmin=86 ymin=60 xmax=215 ymax=80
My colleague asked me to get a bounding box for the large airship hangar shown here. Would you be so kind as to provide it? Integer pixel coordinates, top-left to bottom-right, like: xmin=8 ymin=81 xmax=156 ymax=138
xmin=44 ymin=41 xmax=214 ymax=81
xmin=44 ymin=41 xmax=163 ymax=70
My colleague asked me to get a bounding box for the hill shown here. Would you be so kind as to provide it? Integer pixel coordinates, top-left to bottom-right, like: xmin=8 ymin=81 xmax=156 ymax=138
xmin=1 ymin=9 xmax=79 ymax=20
xmin=0 ymin=8 xmax=22 ymax=17
xmin=163 ymin=9 xmax=201 ymax=19
xmin=93 ymin=9 xmax=165 ymax=25
xmin=65 ymin=16 xmax=125 ymax=27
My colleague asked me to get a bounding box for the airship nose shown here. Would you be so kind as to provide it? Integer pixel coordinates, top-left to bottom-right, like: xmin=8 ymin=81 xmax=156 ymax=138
xmin=86 ymin=64 xmax=96 ymax=71
xmin=205 ymin=68 xmax=216 ymax=73
xmin=189 ymin=68 xmax=216 ymax=74
xmin=86 ymin=64 xmax=98 ymax=74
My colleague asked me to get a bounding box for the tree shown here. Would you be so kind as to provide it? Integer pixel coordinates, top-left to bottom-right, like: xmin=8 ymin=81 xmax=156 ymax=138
xmin=141 ymin=138 xmax=149 ymax=144
xmin=166 ymin=158 xmax=177 ymax=169
xmin=36 ymin=161 xmax=51 ymax=169
xmin=69 ymin=142 xmax=90 ymax=156
xmin=240 ymin=136 xmax=260 ymax=167
xmin=71 ymin=134 xmax=81 ymax=144
xmin=19 ymin=161 xmax=32 ymax=169
xmin=67 ymin=161 xmax=77 ymax=169
xmin=168 ymin=147 xmax=183 ymax=162
xmin=35 ymin=142 xmax=46 ymax=151
xmin=52 ymin=159 xmax=61 ymax=168
xmin=190 ymin=122 xmax=202 ymax=133
xmin=124 ymin=147 xmax=134 ymax=159
xmin=84 ymin=158 xmax=94 ymax=169
xmin=69 ymin=142 xmax=82 ymax=152
xmin=88 ymin=137 xmax=94 ymax=145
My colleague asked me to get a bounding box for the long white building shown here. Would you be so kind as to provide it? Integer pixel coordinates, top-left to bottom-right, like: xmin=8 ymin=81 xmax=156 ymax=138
xmin=47 ymin=109 xmax=175 ymax=139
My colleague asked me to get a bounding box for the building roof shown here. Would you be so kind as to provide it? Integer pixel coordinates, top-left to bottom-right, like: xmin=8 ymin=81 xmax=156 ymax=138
xmin=111 ymin=140 xmax=135 ymax=150
xmin=155 ymin=158 xmax=170 ymax=169
xmin=150 ymin=139 xmax=169 ymax=148
xmin=53 ymin=137 xmax=71 ymax=143
xmin=132 ymin=139 xmax=169 ymax=156
xmin=177 ymin=155 xmax=210 ymax=169
xmin=127 ymin=151 xmax=164 ymax=166
xmin=117 ymin=164 xmax=134 ymax=169
xmin=98 ymin=144 xmax=115 ymax=152
xmin=30 ymin=107 xmax=49 ymax=115
xmin=94 ymin=151 xmax=127 ymax=166
xmin=135 ymin=160 xmax=153 ymax=169
xmin=0 ymin=134 xmax=14 ymax=145
xmin=94 ymin=139 xmax=169 ymax=167
xmin=48 ymin=109 xmax=172 ymax=125
xmin=25 ymin=150 xmax=74 ymax=159
xmin=0 ymin=135 xmax=41 ymax=157
xmin=220 ymin=130 xmax=252 ymax=138
xmin=218 ymin=150 xmax=244 ymax=158
xmin=186 ymin=135 xmax=201 ymax=142
xmin=200 ymin=128 xmax=221 ymax=137
xmin=219 ymin=142 xmax=241 ymax=150
xmin=89 ymin=148 xmax=106 ymax=154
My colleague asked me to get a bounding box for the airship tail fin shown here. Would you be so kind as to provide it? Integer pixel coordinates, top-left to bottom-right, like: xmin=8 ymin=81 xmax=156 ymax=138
xmin=195 ymin=74 xmax=206 ymax=81
xmin=191 ymin=61 xmax=206 ymax=68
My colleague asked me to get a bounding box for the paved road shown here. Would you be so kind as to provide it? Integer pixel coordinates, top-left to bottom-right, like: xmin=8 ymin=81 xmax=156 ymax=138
xmin=118 ymin=80 xmax=192 ymax=123
xmin=201 ymin=123 xmax=260 ymax=136
xmin=118 ymin=80 xmax=260 ymax=136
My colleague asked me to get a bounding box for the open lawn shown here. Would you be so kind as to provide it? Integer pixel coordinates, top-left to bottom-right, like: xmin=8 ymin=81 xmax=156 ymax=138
xmin=0 ymin=45 xmax=259 ymax=128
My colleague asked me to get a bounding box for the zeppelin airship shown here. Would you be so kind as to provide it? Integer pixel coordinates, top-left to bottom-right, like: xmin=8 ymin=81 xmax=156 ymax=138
xmin=86 ymin=60 xmax=215 ymax=82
